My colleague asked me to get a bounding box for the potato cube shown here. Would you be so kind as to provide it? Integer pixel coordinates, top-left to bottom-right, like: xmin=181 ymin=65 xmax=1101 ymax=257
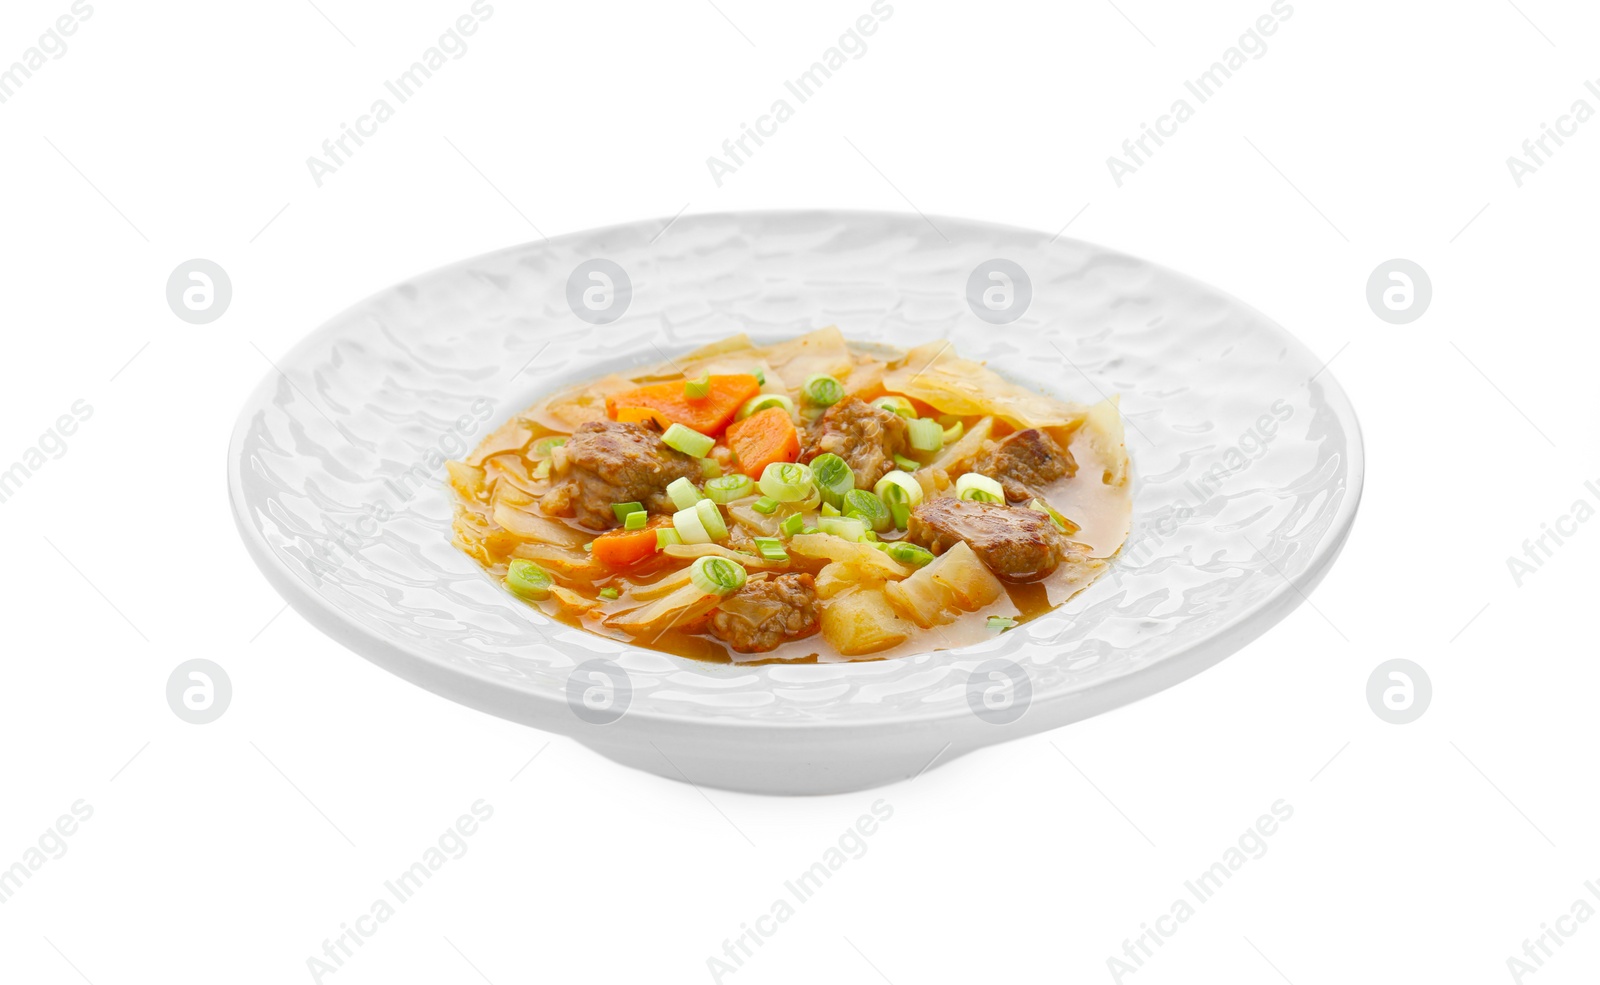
xmin=883 ymin=541 xmax=1001 ymax=626
xmin=814 ymin=562 xmax=859 ymax=600
xmin=820 ymin=588 xmax=912 ymax=656
xmin=930 ymin=541 xmax=1004 ymax=610
xmin=883 ymin=572 xmax=954 ymax=629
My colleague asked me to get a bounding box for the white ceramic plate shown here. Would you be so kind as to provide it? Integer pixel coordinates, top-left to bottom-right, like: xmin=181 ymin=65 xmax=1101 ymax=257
xmin=228 ymin=210 xmax=1362 ymax=795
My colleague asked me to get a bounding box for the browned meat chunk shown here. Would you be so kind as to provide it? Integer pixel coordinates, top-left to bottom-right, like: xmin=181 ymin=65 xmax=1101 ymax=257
xmin=976 ymin=428 xmax=1075 ymax=502
xmin=906 ymin=498 xmax=1076 ymax=582
xmin=800 ymin=397 xmax=910 ymax=487
xmin=542 ymin=419 xmax=700 ymax=530
xmin=709 ymin=573 xmax=820 ymax=653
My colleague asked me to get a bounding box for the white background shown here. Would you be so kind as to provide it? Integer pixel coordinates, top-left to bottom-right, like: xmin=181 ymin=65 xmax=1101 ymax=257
xmin=2 ymin=0 xmax=1597 ymax=982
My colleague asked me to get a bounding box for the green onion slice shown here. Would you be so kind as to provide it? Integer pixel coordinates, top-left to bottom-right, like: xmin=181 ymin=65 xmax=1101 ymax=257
xmin=666 ymin=476 xmax=702 ymax=511
xmin=656 ymin=527 xmax=683 ymax=549
xmin=809 ymin=453 xmax=855 ymax=509
xmin=779 ymin=512 xmax=805 ymax=537
xmin=705 ymin=473 xmax=754 ymax=504
xmin=533 ymin=459 xmax=552 ymax=480
xmin=874 ymin=470 xmax=923 ymax=531
xmin=987 ymin=616 xmax=1019 ymax=632
xmin=872 ymin=395 xmax=915 ymax=417
xmin=753 ymin=367 xmax=766 ymax=386
xmin=751 ymin=496 xmax=780 ymax=515
xmin=598 ymin=587 xmax=620 ymax=600
xmin=695 ymin=499 xmax=729 ymax=540
xmin=884 ymin=541 xmax=935 ymax=567
xmin=820 ymin=502 xmax=840 ymax=518
xmin=872 ymin=470 xmax=925 ymax=507
xmin=842 ymin=488 xmax=892 ymax=532
xmin=624 ymin=510 xmax=648 ymax=531
xmin=956 ymin=472 xmax=1004 ymax=503
xmin=672 ymin=505 xmax=713 ymax=545
xmin=880 ymin=489 xmax=911 ymax=530
xmin=736 ymin=392 xmax=797 ymax=421
xmin=684 ymin=373 xmax=711 ymax=399
xmin=817 ymin=515 xmax=868 ymax=542
xmin=689 ymin=555 xmax=748 ymax=596
xmin=942 ymin=420 xmax=964 ymax=443
xmin=699 ymin=457 xmax=722 ymax=479
xmin=753 ymin=537 xmax=789 ymax=562
xmin=530 ymin=436 xmax=567 ymax=458
xmin=907 ymin=417 xmax=944 ymax=453
xmin=758 ymin=461 xmax=814 ymax=503
xmin=1027 ymin=498 xmax=1080 ymax=534
xmin=505 ymin=559 xmax=554 ymax=601
xmin=893 ymin=453 xmax=921 ymax=472
xmin=802 ymin=374 xmax=845 ymax=408
xmin=662 ymin=422 xmax=715 ymax=459
xmin=612 ymin=501 xmax=645 ymax=524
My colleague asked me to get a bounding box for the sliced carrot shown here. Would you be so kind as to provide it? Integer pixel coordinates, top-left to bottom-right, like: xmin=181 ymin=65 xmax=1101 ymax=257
xmin=591 ymin=519 xmax=665 ymax=568
xmin=724 ymin=406 xmax=800 ymax=479
xmin=606 ymin=374 xmax=760 ymax=436
xmin=614 ymin=406 xmax=673 ymax=430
